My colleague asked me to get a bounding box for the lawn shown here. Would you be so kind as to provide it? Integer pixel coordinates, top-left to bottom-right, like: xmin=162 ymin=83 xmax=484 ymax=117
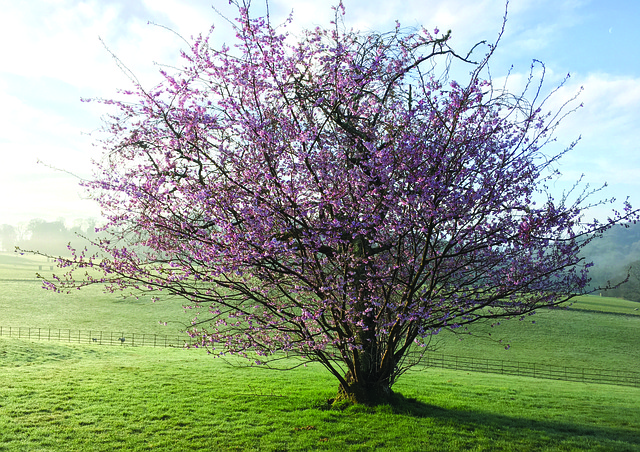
xmin=1 ymin=338 xmax=639 ymax=451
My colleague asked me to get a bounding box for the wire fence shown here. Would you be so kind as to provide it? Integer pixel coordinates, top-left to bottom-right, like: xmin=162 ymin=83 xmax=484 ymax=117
xmin=1 ymin=326 xmax=638 ymax=388
xmin=412 ymin=352 xmax=640 ymax=388
xmin=0 ymin=326 xmax=188 ymax=348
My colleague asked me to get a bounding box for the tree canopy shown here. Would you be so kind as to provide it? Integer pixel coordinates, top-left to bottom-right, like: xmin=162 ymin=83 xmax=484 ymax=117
xmin=46 ymin=3 xmax=638 ymax=404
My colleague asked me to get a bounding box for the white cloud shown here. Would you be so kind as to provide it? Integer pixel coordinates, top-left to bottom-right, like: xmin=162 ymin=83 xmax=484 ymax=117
xmin=535 ymin=73 xmax=640 ymax=213
xmin=551 ymin=74 xmax=640 ymax=158
xmin=269 ymin=0 xmax=509 ymax=47
xmin=2 ymin=1 xmax=119 ymax=88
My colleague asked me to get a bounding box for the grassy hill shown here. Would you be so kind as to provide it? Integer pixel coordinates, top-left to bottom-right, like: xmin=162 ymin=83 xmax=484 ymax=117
xmin=432 ymin=295 xmax=640 ymax=372
xmin=0 ymin=252 xmax=193 ymax=335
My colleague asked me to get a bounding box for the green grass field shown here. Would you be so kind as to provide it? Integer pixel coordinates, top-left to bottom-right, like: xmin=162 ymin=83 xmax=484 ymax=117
xmin=0 ymin=252 xmax=193 ymax=335
xmin=1 ymin=252 xmax=639 ymax=451
xmin=1 ymin=338 xmax=639 ymax=451
xmin=433 ymin=295 xmax=640 ymax=372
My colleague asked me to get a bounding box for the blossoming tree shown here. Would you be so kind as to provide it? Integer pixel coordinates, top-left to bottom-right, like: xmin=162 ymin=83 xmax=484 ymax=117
xmin=48 ymin=3 xmax=636 ymax=404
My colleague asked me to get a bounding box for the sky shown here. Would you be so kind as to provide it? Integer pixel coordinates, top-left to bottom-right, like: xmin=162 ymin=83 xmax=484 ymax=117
xmin=1 ymin=0 xmax=639 ymax=227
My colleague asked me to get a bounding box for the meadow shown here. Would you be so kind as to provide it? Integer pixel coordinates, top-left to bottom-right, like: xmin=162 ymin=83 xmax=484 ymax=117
xmin=0 ymin=252 xmax=193 ymax=334
xmin=1 ymin=252 xmax=639 ymax=451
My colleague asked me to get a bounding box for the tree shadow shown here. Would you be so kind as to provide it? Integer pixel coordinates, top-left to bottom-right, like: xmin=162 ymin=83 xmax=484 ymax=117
xmin=385 ymin=392 xmax=640 ymax=447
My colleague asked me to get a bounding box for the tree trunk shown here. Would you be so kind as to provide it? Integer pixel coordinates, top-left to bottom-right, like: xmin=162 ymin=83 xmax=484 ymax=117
xmin=335 ymin=371 xmax=394 ymax=406
xmin=333 ymin=317 xmax=398 ymax=405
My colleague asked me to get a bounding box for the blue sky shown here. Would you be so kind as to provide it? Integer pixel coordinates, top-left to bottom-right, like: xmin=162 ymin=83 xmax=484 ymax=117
xmin=1 ymin=0 xmax=639 ymax=226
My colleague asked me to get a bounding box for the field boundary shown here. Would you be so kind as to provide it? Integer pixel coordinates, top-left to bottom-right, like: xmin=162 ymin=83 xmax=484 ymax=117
xmin=412 ymin=352 xmax=640 ymax=388
xmin=0 ymin=326 xmax=188 ymax=348
xmin=1 ymin=325 xmax=638 ymax=388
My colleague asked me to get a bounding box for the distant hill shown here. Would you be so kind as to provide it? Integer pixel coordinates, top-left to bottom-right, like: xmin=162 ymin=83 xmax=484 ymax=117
xmin=580 ymin=222 xmax=640 ymax=301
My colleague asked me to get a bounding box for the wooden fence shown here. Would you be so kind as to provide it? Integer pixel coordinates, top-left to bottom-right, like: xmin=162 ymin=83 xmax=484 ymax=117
xmin=1 ymin=326 xmax=638 ymax=388
xmin=411 ymin=352 xmax=640 ymax=388
xmin=0 ymin=326 xmax=188 ymax=348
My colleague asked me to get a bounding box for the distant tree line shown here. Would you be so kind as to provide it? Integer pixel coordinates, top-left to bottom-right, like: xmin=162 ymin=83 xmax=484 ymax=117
xmin=0 ymin=219 xmax=100 ymax=256
xmin=582 ymin=223 xmax=640 ymax=302
xmin=591 ymin=260 xmax=640 ymax=302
